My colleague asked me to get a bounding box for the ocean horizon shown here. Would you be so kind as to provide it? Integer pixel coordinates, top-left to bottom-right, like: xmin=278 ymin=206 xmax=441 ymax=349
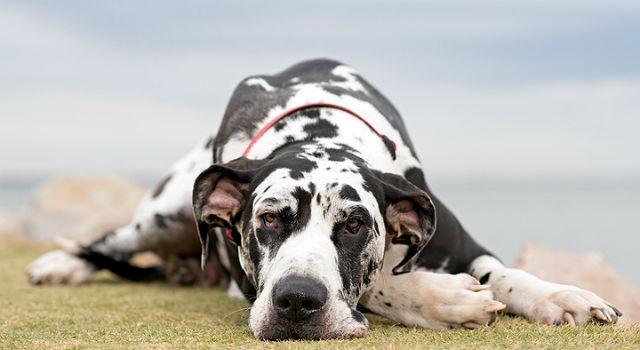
xmin=2 ymin=175 xmax=638 ymax=286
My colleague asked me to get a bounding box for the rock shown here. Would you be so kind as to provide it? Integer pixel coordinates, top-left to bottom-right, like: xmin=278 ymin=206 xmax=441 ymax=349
xmin=515 ymin=243 xmax=640 ymax=324
xmin=23 ymin=177 xmax=147 ymax=244
xmin=0 ymin=209 xmax=27 ymax=237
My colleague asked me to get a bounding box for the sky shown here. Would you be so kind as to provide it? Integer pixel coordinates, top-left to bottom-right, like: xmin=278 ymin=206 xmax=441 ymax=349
xmin=1 ymin=0 xmax=639 ymax=183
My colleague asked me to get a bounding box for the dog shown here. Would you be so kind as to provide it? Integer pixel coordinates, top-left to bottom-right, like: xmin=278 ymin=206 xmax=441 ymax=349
xmin=27 ymin=59 xmax=622 ymax=340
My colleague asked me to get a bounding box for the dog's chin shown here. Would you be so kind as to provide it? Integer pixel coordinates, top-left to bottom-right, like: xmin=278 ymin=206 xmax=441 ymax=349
xmin=250 ymin=309 xmax=369 ymax=341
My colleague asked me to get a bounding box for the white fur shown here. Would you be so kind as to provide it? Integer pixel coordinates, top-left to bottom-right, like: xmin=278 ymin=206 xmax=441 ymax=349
xmin=244 ymin=78 xmax=275 ymax=91
xmin=245 ymin=162 xmax=385 ymax=337
xmin=221 ymin=65 xmax=422 ymax=177
xmin=26 ymin=250 xmax=95 ymax=285
xmin=26 ymin=137 xmax=214 ymax=284
xmin=330 ymin=65 xmax=369 ymax=94
xmin=469 ymin=255 xmax=620 ymax=325
xmin=360 ymin=270 xmax=505 ymax=329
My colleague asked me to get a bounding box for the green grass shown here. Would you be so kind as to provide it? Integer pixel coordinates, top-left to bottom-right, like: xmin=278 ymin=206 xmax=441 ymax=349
xmin=1 ymin=240 xmax=638 ymax=349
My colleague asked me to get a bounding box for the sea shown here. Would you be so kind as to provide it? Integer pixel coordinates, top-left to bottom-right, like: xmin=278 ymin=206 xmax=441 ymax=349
xmin=1 ymin=177 xmax=638 ymax=286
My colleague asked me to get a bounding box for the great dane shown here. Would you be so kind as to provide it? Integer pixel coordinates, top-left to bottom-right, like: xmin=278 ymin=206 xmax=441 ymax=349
xmin=27 ymin=59 xmax=621 ymax=339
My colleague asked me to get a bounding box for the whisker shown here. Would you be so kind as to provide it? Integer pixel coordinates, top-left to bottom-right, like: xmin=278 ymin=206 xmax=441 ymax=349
xmin=225 ymin=306 xmax=252 ymax=317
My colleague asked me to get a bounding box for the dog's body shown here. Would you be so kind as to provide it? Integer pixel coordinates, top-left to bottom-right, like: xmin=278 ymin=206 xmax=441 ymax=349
xmin=28 ymin=59 xmax=621 ymax=339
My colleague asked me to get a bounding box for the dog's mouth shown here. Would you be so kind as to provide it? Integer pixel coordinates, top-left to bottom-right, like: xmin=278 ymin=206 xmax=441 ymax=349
xmin=254 ymin=308 xmax=369 ymax=341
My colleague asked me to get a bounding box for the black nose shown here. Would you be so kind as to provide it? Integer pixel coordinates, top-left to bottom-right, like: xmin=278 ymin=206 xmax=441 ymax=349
xmin=272 ymin=275 xmax=328 ymax=322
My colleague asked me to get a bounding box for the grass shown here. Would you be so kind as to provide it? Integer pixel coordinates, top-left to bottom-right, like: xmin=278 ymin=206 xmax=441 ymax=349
xmin=0 ymin=239 xmax=638 ymax=349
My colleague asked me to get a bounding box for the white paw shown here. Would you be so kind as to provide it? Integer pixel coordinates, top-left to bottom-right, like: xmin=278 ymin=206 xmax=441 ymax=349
xmin=26 ymin=250 xmax=95 ymax=285
xmin=530 ymin=287 xmax=622 ymax=325
xmin=430 ymin=273 xmax=506 ymax=329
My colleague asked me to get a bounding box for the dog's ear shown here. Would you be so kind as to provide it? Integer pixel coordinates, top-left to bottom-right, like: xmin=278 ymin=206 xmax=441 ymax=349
xmin=374 ymin=171 xmax=437 ymax=275
xmin=192 ymin=157 xmax=268 ymax=268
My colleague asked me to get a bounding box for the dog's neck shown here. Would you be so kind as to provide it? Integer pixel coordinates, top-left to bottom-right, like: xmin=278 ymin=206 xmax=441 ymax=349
xmin=226 ymin=107 xmax=398 ymax=173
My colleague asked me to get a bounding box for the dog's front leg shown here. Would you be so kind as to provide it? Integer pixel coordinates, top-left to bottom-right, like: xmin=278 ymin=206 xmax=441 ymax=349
xmin=359 ymin=270 xmax=505 ymax=329
xmin=27 ymin=136 xmax=215 ymax=285
xmin=468 ymin=255 xmax=622 ymax=325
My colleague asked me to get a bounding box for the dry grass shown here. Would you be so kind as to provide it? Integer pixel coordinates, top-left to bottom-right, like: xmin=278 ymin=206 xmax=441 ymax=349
xmin=1 ymin=239 xmax=638 ymax=349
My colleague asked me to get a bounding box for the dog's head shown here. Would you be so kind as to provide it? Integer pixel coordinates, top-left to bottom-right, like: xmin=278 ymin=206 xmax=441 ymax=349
xmin=193 ymin=144 xmax=436 ymax=340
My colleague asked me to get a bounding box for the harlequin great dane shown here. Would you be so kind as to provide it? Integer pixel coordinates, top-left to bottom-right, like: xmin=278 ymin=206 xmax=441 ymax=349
xmin=27 ymin=59 xmax=621 ymax=340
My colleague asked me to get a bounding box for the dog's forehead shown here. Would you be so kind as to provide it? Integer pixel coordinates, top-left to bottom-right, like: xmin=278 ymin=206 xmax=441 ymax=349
xmin=252 ymin=155 xmax=371 ymax=209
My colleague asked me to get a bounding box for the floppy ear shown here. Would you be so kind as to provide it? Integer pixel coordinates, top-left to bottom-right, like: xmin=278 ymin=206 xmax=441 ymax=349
xmin=192 ymin=157 xmax=268 ymax=268
xmin=374 ymin=171 xmax=437 ymax=275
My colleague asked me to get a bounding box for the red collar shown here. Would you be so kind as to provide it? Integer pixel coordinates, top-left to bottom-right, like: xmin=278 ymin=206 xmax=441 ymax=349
xmin=241 ymin=102 xmax=397 ymax=159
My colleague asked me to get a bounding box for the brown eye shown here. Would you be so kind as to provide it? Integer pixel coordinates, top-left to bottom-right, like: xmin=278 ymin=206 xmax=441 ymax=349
xmin=345 ymin=218 xmax=361 ymax=234
xmin=261 ymin=213 xmax=278 ymax=230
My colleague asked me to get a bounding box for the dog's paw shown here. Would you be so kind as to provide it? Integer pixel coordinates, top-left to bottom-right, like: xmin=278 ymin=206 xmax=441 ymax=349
xmin=429 ymin=273 xmax=506 ymax=329
xmin=530 ymin=287 xmax=622 ymax=325
xmin=26 ymin=250 xmax=95 ymax=285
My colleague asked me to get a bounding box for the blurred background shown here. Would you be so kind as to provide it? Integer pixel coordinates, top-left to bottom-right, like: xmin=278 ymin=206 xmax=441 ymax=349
xmin=1 ymin=1 xmax=638 ymax=284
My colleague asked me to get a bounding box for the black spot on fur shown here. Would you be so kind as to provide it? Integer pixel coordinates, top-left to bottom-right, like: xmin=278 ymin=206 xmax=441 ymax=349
xmin=479 ymin=272 xmax=492 ymax=284
xmin=302 ymin=117 xmax=337 ymax=139
xmin=316 ymin=193 xmax=321 ymax=204
xmin=362 ymin=259 xmax=378 ymax=287
xmin=151 ymin=173 xmax=173 ymax=199
xmin=305 ymin=108 xmax=320 ymax=119
xmin=256 ymin=187 xmax=313 ymax=260
xmin=274 ymin=122 xmax=286 ymax=132
xmin=135 ymin=223 xmax=141 ymax=231
xmin=339 ymin=185 xmax=361 ymax=201
xmin=351 ymin=309 xmax=367 ymax=324
xmin=308 ymin=182 xmax=316 ymax=196
xmin=290 ymin=169 xmax=304 ymax=179
xmin=384 ymin=302 xmax=392 ymax=307
xmin=508 ymin=287 xmax=513 ymax=293
xmin=248 ymin=231 xmax=262 ymax=287
xmin=155 ymin=214 xmax=168 ymax=229
xmin=331 ymin=206 xmax=374 ymax=299
xmin=290 ymin=187 xmax=313 ymax=233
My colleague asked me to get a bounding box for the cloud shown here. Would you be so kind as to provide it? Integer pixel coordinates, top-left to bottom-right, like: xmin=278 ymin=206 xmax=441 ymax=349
xmin=399 ymin=78 xmax=640 ymax=179
xmin=0 ymin=91 xmax=212 ymax=177
xmin=0 ymin=1 xmax=638 ymax=181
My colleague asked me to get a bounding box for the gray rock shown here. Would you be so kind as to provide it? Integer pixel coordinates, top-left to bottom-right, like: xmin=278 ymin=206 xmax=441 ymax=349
xmin=23 ymin=177 xmax=147 ymax=244
xmin=0 ymin=209 xmax=26 ymax=237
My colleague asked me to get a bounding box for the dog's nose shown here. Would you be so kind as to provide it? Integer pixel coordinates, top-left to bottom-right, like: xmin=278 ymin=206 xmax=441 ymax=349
xmin=272 ymin=275 xmax=327 ymax=322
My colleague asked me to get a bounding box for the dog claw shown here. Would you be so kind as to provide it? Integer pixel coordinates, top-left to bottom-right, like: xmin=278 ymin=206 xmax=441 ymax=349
xmin=591 ymin=308 xmax=610 ymax=323
xmin=563 ymin=312 xmax=576 ymax=326
xmin=469 ymin=284 xmax=491 ymax=292
xmin=484 ymin=301 xmax=506 ymax=313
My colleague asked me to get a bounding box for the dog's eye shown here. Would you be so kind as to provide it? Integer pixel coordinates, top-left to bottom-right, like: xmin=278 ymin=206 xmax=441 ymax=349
xmin=345 ymin=218 xmax=361 ymax=234
xmin=261 ymin=213 xmax=278 ymax=230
